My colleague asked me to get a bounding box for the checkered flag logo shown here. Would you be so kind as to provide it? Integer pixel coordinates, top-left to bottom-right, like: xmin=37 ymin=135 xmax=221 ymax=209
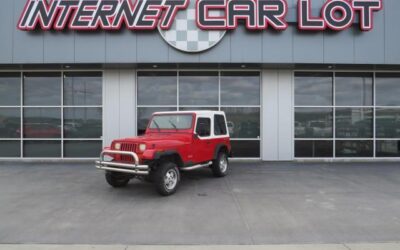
xmin=158 ymin=0 xmax=226 ymax=53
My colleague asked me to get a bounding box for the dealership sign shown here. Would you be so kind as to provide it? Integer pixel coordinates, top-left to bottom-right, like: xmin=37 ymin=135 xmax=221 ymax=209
xmin=18 ymin=0 xmax=382 ymax=52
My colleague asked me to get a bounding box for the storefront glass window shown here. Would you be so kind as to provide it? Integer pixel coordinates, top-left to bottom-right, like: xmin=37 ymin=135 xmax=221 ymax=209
xmin=0 ymin=108 xmax=20 ymax=138
xmin=295 ymin=72 xmax=333 ymax=106
xmin=376 ymin=108 xmax=400 ymax=138
xmin=295 ymin=108 xmax=333 ymax=138
xmin=295 ymin=141 xmax=333 ymax=158
xmin=137 ymin=72 xmax=177 ymax=106
xmin=23 ymin=141 xmax=61 ymax=158
xmin=295 ymin=72 xmax=400 ymax=159
xmin=336 ymin=140 xmax=373 ymax=158
xmin=23 ymin=73 xmax=61 ymax=106
xmin=0 ymin=73 xmax=20 ymax=106
xmin=376 ymin=73 xmax=400 ymax=106
xmin=137 ymin=71 xmax=261 ymax=158
xmin=179 ymin=72 xmax=218 ymax=106
xmin=0 ymin=141 xmax=20 ymax=157
xmin=23 ymin=108 xmax=61 ymax=139
xmin=335 ymin=73 xmax=373 ymax=106
xmin=64 ymin=72 xmax=102 ymax=106
xmin=335 ymin=108 xmax=373 ymax=138
xmin=221 ymin=72 xmax=260 ymax=106
xmin=0 ymin=71 xmax=102 ymax=158
xmin=64 ymin=108 xmax=102 ymax=138
xmin=376 ymin=140 xmax=400 ymax=157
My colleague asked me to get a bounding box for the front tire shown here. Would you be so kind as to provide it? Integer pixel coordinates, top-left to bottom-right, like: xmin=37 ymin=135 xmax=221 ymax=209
xmin=212 ymin=151 xmax=229 ymax=177
xmin=154 ymin=162 xmax=180 ymax=196
xmin=105 ymin=171 xmax=130 ymax=188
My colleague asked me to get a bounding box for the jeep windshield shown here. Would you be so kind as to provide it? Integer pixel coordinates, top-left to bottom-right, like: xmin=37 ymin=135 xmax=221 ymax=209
xmin=149 ymin=114 xmax=193 ymax=131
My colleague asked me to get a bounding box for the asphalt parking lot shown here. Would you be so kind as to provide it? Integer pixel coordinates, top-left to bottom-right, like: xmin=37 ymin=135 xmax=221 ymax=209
xmin=1 ymin=161 xmax=400 ymax=245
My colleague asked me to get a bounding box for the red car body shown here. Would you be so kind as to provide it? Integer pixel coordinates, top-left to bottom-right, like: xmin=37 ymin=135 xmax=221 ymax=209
xmin=96 ymin=111 xmax=231 ymax=196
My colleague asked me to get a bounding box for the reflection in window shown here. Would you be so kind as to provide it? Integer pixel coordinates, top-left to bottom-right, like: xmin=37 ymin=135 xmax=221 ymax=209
xmin=336 ymin=140 xmax=373 ymax=157
xmin=295 ymin=72 xmax=333 ymax=106
xmin=137 ymin=72 xmax=177 ymax=106
xmin=376 ymin=73 xmax=400 ymax=106
xmin=0 ymin=73 xmax=20 ymax=106
xmin=221 ymin=107 xmax=260 ymax=139
xmin=136 ymin=71 xmax=261 ymax=157
xmin=335 ymin=73 xmax=373 ymax=106
xmin=295 ymin=108 xmax=333 ymax=138
xmin=376 ymin=140 xmax=400 ymax=157
xmin=137 ymin=107 xmax=177 ymax=135
xmin=295 ymin=140 xmax=333 ymax=158
xmin=23 ymin=73 xmax=61 ymax=106
xmin=0 ymin=108 xmax=20 ymax=138
xmin=221 ymin=72 xmax=260 ymax=105
xmin=179 ymin=72 xmax=218 ymax=106
xmin=23 ymin=108 xmax=61 ymax=138
xmin=336 ymin=108 xmax=373 ymax=138
xmin=64 ymin=108 xmax=102 ymax=138
xmin=64 ymin=72 xmax=102 ymax=106
xmin=376 ymin=108 xmax=400 ymax=138
xmin=23 ymin=141 xmax=61 ymax=158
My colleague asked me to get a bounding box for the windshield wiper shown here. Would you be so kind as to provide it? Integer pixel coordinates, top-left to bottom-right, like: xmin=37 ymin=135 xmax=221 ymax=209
xmin=152 ymin=120 xmax=161 ymax=132
xmin=168 ymin=120 xmax=178 ymax=131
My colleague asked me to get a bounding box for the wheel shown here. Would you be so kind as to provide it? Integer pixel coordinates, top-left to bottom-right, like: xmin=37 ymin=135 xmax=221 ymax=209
xmin=105 ymin=171 xmax=130 ymax=188
xmin=154 ymin=162 xmax=180 ymax=196
xmin=211 ymin=151 xmax=229 ymax=177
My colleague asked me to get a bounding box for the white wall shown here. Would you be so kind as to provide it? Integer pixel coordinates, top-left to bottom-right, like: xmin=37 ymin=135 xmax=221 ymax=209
xmin=103 ymin=70 xmax=136 ymax=146
xmin=261 ymin=70 xmax=294 ymax=161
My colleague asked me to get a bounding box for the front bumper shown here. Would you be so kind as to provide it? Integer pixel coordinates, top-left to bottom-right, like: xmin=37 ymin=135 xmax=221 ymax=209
xmin=95 ymin=150 xmax=149 ymax=175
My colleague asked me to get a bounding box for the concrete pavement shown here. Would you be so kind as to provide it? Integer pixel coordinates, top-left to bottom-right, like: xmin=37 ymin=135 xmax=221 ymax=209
xmin=1 ymin=243 xmax=400 ymax=250
xmin=1 ymin=162 xmax=400 ymax=245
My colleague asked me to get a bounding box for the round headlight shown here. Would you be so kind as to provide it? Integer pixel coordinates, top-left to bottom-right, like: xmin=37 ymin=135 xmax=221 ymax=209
xmin=139 ymin=143 xmax=146 ymax=152
xmin=115 ymin=143 xmax=121 ymax=150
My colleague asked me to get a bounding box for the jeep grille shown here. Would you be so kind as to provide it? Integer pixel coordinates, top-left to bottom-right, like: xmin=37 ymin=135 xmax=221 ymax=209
xmin=120 ymin=143 xmax=137 ymax=162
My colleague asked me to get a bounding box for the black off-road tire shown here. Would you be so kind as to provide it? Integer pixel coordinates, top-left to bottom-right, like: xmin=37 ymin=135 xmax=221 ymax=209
xmin=105 ymin=171 xmax=130 ymax=188
xmin=211 ymin=151 xmax=229 ymax=177
xmin=154 ymin=162 xmax=180 ymax=196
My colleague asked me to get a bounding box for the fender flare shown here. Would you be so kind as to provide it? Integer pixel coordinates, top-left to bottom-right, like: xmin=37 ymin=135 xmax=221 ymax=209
xmin=213 ymin=144 xmax=229 ymax=160
xmin=153 ymin=150 xmax=184 ymax=168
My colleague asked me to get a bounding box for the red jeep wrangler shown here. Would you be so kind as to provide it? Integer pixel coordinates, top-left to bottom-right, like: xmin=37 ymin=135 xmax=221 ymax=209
xmin=95 ymin=111 xmax=231 ymax=196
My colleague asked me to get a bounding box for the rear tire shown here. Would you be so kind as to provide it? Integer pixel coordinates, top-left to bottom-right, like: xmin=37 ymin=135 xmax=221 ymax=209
xmin=212 ymin=151 xmax=229 ymax=177
xmin=154 ymin=162 xmax=180 ymax=196
xmin=105 ymin=172 xmax=130 ymax=188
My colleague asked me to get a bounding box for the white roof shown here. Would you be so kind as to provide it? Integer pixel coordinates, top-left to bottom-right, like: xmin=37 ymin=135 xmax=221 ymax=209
xmin=153 ymin=110 xmax=226 ymax=116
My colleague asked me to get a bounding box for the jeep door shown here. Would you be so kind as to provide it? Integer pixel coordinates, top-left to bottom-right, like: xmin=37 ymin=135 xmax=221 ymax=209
xmin=193 ymin=117 xmax=214 ymax=163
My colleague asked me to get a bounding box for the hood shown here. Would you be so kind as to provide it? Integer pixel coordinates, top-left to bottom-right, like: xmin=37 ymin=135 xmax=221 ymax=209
xmin=114 ymin=132 xmax=192 ymax=147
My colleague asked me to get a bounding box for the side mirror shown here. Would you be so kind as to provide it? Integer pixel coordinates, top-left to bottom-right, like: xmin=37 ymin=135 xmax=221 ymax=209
xmin=193 ymin=133 xmax=199 ymax=139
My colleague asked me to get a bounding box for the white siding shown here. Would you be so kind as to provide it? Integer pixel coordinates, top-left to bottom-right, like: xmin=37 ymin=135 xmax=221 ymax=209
xmin=261 ymin=70 xmax=294 ymax=161
xmin=103 ymin=70 xmax=136 ymax=146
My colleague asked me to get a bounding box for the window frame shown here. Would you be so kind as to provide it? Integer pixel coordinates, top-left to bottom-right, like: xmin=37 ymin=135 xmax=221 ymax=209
xmin=195 ymin=117 xmax=212 ymax=138
xmin=136 ymin=70 xmax=262 ymax=159
xmin=294 ymin=70 xmax=400 ymax=160
xmin=0 ymin=70 xmax=103 ymax=159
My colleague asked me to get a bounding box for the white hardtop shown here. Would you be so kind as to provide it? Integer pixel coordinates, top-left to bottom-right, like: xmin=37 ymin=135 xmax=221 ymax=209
xmin=153 ymin=110 xmax=226 ymax=117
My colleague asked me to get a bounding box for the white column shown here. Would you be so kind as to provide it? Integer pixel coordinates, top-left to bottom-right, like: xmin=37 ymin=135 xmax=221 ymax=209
xmin=103 ymin=69 xmax=136 ymax=147
xmin=261 ymin=69 xmax=294 ymax=161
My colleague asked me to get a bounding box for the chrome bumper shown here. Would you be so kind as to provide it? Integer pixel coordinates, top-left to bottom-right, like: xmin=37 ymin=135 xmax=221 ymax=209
xmin=95 ymin=150 xmax=149 ymax=175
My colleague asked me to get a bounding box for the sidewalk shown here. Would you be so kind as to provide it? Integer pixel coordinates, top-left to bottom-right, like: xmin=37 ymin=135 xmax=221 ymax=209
xmin=1 ymin=243 xmax=400 ymax=250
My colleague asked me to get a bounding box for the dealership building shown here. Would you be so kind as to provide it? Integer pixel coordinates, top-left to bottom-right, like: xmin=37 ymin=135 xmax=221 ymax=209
xmin=0 ymin=0 xmax=399 ymax=161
